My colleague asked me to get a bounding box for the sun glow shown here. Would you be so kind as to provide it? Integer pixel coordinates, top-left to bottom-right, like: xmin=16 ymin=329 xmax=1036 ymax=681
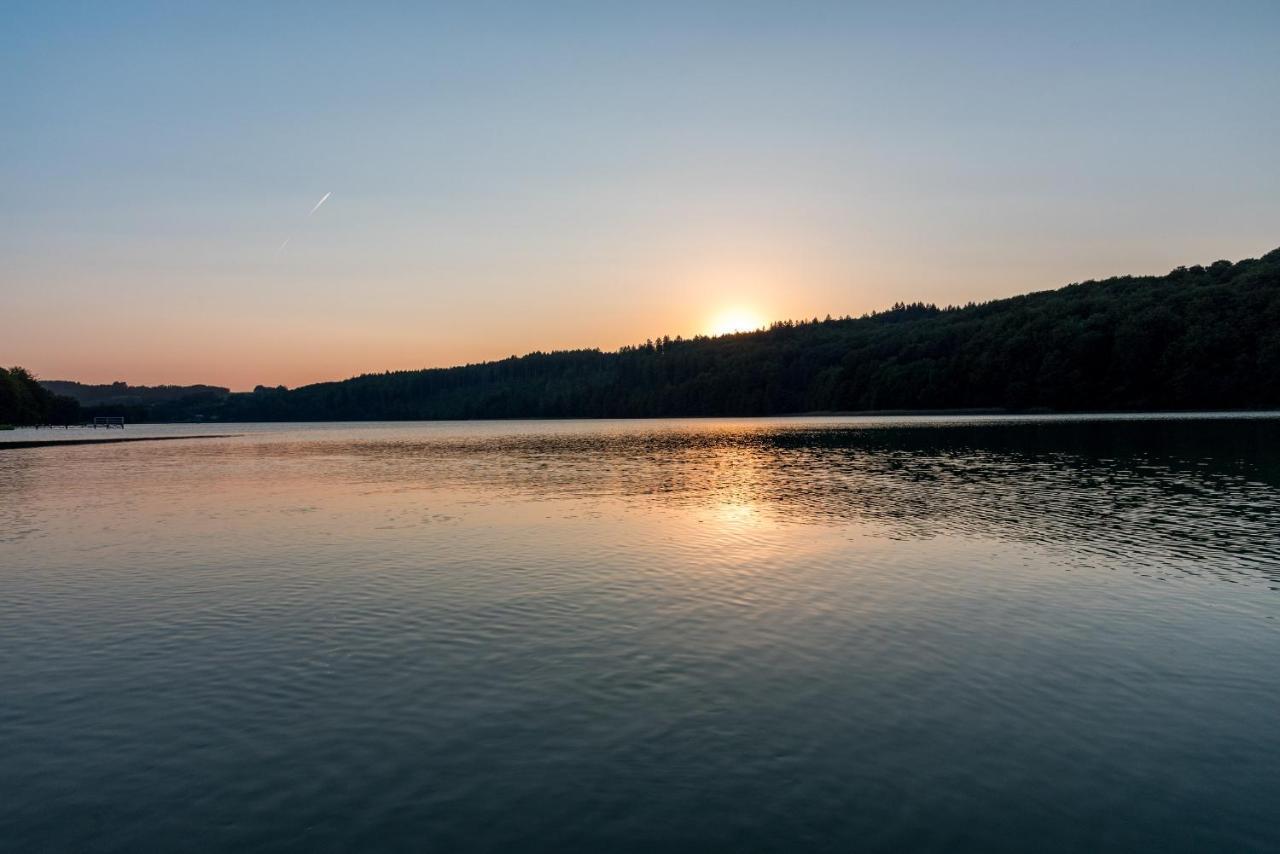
xmin=708 ymin=308 xmax=765 ymax=337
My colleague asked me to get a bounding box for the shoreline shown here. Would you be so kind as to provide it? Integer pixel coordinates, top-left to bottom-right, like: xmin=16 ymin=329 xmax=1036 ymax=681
xmin=0 ymin=434 xmax=239 ymax=451
xmin=3 ymin=409 xmax=1278 ymax=449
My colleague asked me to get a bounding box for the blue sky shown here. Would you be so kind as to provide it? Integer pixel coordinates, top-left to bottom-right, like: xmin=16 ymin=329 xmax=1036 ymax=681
xmin=4 ymin=1 xmax=1278 ymax=388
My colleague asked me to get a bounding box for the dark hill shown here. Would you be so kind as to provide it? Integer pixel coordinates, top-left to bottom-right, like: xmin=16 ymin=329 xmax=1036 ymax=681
xmin=42 ymin=380 xmax=230 ymax=406
xmin=102 ymin=247 xmax=1280 ymax=421
xmin=1 ymin=368 xmax=81 ymax=426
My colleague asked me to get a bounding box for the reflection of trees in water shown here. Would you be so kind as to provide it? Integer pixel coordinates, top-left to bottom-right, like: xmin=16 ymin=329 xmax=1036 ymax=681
xmin=0 ymin=450 xmax=41 ymax=544
xmin=308 ymin=419 xmax=1280 ymax=582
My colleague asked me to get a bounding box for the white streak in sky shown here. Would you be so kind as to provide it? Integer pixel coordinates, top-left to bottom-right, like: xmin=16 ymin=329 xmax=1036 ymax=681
xmin=277 ymin=192 xmax=331 ymax=252
xmin=308 ymin=192 xmax=332 ymax=216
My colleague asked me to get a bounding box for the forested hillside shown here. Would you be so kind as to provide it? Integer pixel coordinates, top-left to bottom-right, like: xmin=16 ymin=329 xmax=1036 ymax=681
xmin=78 ymin=247 xmax=1280 ymax=421
xmin=1 ymin=368 xmax=81 ymax=426
xmin=42 ymin=380 xmax=229 ymax=406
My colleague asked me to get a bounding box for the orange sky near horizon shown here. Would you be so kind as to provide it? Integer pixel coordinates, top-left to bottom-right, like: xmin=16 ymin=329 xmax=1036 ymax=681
xmin=11 ymin=240 xmax=1278 ymax=392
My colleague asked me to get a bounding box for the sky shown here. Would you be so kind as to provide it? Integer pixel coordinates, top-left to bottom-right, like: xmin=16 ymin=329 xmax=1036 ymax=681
xmin=4 ymin=2 xmax=1278 ymax=390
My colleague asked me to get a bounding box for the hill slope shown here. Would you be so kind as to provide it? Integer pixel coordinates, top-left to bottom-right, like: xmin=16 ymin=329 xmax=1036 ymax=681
xmin=42 ymin=380 xmax=229 ymax=407
xmin=95 ymin=247 xmax=1280 ymax=421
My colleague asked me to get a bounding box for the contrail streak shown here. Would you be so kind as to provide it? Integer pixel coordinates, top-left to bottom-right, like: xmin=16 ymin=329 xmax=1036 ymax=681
xmin=277 ymin=192 xmax=331 ymax=252
xmin=308 ymin=192 xmax=332 ymax=216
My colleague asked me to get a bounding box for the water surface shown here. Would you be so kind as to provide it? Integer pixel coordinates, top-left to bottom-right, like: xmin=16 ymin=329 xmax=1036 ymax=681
xmin=2 ymin=416 xmax=1278 ymax=852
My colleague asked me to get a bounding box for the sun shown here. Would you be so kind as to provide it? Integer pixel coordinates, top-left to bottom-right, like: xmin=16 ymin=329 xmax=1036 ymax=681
xmin=708 ymin=307 xmax=765 ymax=337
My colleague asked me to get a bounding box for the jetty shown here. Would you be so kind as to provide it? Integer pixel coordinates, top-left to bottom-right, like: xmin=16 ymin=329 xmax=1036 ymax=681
xmin=0 ymin=434 xmax=237 ymax=451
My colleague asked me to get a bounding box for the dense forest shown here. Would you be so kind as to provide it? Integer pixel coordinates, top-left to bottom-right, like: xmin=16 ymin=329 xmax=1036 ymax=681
xmin=38 ymin=381 xmax=231 ymax=424
xmin=66 ymin=246 xmax=1280 ymax=422
xmin=1 ymin=368 xmax=82 ymax=426
xmin=42 ymin=380 xmax=229 ymax=406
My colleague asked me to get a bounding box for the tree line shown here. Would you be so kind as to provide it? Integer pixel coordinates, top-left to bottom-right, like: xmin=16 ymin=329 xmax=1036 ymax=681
xmin=1 ymin=367 xmax=82 ymax=426
xmin=41 ymin=380 xmax=230 ymax=407
xmin=72 ymin=246 xmax=1280 ymax=422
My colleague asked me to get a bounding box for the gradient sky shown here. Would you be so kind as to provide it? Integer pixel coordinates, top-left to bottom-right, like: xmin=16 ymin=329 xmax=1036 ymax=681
xmin=4 ymin=2 xmax=1278 ymax=390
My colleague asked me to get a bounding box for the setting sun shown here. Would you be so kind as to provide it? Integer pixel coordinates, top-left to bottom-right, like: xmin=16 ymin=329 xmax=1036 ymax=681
xmin=708 ymin=308 xmax=765 ymax=337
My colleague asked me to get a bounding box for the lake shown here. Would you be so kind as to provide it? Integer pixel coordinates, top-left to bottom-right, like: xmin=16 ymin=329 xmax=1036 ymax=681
xmin=2 ymin=416 xmax=1278 ymax=852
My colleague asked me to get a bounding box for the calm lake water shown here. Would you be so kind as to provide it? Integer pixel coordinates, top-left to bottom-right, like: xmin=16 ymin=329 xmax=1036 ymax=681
xmin=2 ymin=416 xmax=1278 ymax=852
